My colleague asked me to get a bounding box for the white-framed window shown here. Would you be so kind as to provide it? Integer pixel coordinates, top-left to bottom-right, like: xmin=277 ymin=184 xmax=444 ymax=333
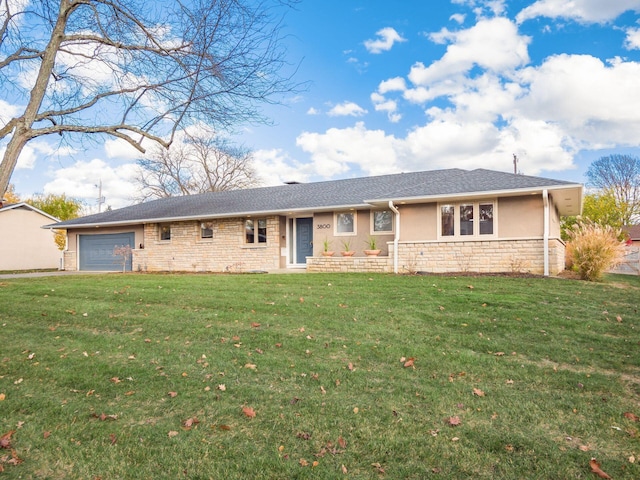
xmin=371 ymin=210 xmax=394 ymax=234
xmin=334 ymin=212 xmax=356 ymax=235
xmin=245 ymin=218 xmax=267 ymax=244
xmin=159 ymin=224 xmax=171 ymax=241
xmin=200 ymin=222 xmax=213 ymax=239
xmin=438 ymin=201 xmax=495 ymax=239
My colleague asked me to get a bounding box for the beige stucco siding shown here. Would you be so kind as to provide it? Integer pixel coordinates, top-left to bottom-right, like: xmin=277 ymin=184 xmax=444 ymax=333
xmin=399 ymin=203 xmax=437 ymax=241
xmin=313 ymin=210 xmax=394 ymax=256
xmin=0 ymin=207 xmax=61 ymax=270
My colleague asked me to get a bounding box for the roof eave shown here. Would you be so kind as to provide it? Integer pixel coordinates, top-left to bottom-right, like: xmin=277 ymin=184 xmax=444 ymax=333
xmin=367 ymin=183 xmax=584 ymax=216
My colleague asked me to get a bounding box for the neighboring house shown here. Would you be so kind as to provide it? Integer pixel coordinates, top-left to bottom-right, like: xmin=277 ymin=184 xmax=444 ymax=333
xmin=47 ymin=168 xmax=583 ymax=276
xmin=623 ymin=225 xmax=640 ymax=246
xmin=0 ymin=201 xmax=61 ymax=270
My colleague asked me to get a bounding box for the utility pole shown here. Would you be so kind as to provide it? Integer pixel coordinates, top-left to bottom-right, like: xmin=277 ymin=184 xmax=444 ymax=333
xmin=96 ymin=180 xmax=106 ymax=212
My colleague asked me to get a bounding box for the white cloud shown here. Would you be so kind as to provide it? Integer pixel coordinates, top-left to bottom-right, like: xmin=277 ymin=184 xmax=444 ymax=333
xmin=104 ymin=138 xmax=146 ymax=160
xmin=364 ymin=27 xmax=407 ymax=54
xmin=296 ymin=122 xmax=400 ymax=177
xmin=450 ymin=13 xmax=466 ymax=24
xmin=409 ymin=18 xmax=530 ymax=87
xmin=252 ymin=149 xmax=311 ymax=186
xmin=514 ymin=54 xmax=640 ymax=147
xmin=516 ymin=0 xmax=640 ymax=24
xmin=371 ymin=93 xmax=401 ymax=123
xmin=43 ymin=158 xmax=139 ymax=210
xmin=378 ymin=77 xmax=407 ymax=94
xmin=625 ymin=27 xmax=640 ymax=49
xmin=327 ymin=101 xmax=368 ymax=117
xmin=306 ymin=107 xmax=320 ymax=115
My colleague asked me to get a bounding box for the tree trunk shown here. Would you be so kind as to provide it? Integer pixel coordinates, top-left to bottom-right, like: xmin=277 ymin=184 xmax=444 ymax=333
xmin=0 ymin=0 xmax=74 ymax=197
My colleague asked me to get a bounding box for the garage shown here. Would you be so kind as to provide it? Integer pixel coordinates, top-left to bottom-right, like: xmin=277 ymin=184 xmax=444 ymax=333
xmin=79 ymin=233 xmax=135 ymax=271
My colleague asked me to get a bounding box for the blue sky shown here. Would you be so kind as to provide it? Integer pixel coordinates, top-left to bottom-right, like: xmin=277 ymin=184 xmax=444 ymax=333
xmin=6 ymin=0 xmax=640 ymax=210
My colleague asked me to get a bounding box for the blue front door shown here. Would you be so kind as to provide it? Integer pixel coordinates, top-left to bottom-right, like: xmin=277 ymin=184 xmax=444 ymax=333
xmin=295 ymin=218 xmax=313 ymax=264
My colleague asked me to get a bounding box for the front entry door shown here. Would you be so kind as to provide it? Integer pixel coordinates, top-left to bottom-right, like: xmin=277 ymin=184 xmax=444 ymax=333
xmin=295 ymin=218 xmax=314 ymax=264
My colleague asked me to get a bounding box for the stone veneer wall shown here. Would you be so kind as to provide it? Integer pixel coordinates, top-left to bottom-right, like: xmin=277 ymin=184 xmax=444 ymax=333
xmin=62 ymin=250 xmax=75 ymax=270
xmin=133 ymin=217 xmax=281 ymax=272
xmin=307 ymin=256 xmax=392 ymax=273
xmin=307 ymin=238 xmax=565 ymax=275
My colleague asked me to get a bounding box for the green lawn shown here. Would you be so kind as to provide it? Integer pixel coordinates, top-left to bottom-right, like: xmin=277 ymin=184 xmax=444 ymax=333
xmin=0 ymin=272 xmax=639 ymax=479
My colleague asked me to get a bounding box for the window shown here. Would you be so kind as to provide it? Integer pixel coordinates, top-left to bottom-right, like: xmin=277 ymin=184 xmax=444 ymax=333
xmin=479 ymin=204 xmax=494 ymax=235
xmin=441 ymin=205 xmax=455 ymax=237
xmin=335 ymin=212 xmax=355 ymax=235
xmin=372 ymin=210 xmax=393 ymax=233
xmin=201 ymin=222 xmax=213 ymax=239
xmin=460 ymin=204 xmax=474 ymax=236
xmin=439 ymin=202 xmax=495 ymax=239
xmin=245 ymin=218 xmax=267 ymax=244
xmin=159 ymin=224 xmax=171 ymax=241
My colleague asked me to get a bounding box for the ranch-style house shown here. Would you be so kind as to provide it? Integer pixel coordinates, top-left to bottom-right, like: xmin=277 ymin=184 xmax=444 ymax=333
xmin=48 ymin=168 xmax=583 ymax=276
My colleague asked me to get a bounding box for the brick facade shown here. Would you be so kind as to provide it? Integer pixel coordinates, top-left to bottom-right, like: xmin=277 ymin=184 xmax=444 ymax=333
xmin=307 ymin=238 xmax=565 ymax=275
xmin=132 ymin=217 xmax=282 ymax=272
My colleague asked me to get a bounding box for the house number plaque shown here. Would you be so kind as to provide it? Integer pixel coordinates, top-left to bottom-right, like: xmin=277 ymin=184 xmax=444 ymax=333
xmin=316 ymin=224 xmax=331 ymax=229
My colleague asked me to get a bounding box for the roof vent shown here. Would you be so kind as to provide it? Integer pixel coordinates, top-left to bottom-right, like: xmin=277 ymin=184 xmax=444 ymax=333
xmin=284 ymin=181 xmax=302 ymax=185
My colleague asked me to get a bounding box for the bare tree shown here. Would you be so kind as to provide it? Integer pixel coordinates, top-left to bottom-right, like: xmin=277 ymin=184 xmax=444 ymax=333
xmin=586 ymin=154 xmax=640 ymax=225
xmin=136 ymin=130 xmax=259 ymax=200
xmin=0 ymin=0 xmax=298 ymax=197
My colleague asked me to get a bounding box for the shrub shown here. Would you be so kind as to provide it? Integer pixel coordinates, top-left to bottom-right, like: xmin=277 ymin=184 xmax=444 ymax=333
xmin=565 ymin=220 xmax=624 ymax=281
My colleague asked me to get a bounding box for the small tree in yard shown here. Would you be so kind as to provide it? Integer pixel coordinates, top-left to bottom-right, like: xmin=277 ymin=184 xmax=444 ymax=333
xmin=566 ymin=220 xmax=624 ymax=281
xmin=113 ymin=245 xmax=132 ymax=273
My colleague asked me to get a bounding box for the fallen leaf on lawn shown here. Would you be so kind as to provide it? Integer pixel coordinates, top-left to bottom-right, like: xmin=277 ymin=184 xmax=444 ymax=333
xmin=93 ymin=413 xmax=118 ymax=421
xmin=242 ymin=406 xmax=256 ymax=418
xmin=168 ymin=430 xmax=179 ymax=438
xmin=629 ymin=455 xmax=635 ymax=463
xmin=219 ymin=425 xmax=231 ymax=431
xmin=448 ymin=416 xmax=462 ymax=426
xmin=338 ymin=436 xmax=347 ymax=449
xmin=251 ymin=322 xmax=261 ymax=328
xmin=589 ymin=458 xmax=612 ymax=479
xmin=182 ymin=417 xmax=200 ymax=429
xmin=299 ymin=297 xmax=304 ymax=303
xmin=168 ymin=391 xmax=178 ymax=398
xmin=0 ymin=393 xmax=5 ymax=401
xmin=467 ymin=285 xmax=474 ymax=289
xmin=506 ymin=379 xmax=514 ymax=384
xmin=451 ymin=437 xmax=460 ymax=442
xmin=341 ymin=464 xmax=348 ymax=474
xmin=473 ymin=388 xmax=485 ymax=397
xmin=109 ymin=433 xmax=117 ymax=445
xmin=494 ymin=352 xmax=505 ymax=356
xmin=505 ymin=444 xmax=514 ymax=452
xmin=579 ymin=445 xmax=590 ymax=452
xmin=353 ymin=407 xmax=359 ymax=414
xmin=244 ymin=363 xmax=257 ymax=370
xmin=347 ymin=362 xmax=354 ymax=371
xmin=312 ymin=460 xmax=319 ymax=467
xmin=110 ymin=377 xmax=121 ymax=384
xmin=43 ymin=431 xmax=51 ymax=439
xmin=217 ymin=384 xmax=226 ymax=391
xmin=0 ymin=430 xmax=15 ymax=449
xmin=297 ymin=432 xmax=312 ymax=440
xmin=616 ymin=315 xmax=622 ymax=322
xmin=124 ymin=390 xmax=135 ymax=396
xmin=404 ymin=357 xmax=415 ymax=368
xmin=371 ymin=463 xmax=385 ymax=474
xmin=299 ymin=458 xmax=309 ymax=467
xmin=320 ymin=386 xmax=326 ymax=395
xmin=623 ymin=412 xmax=639 ymax=422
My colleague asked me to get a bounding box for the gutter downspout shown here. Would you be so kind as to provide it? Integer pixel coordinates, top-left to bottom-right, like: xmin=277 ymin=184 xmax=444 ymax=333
xmin=542 ymin=189 xmax=549 ymax=277
xmin=389 ymin=201 xmax=400 ymax=274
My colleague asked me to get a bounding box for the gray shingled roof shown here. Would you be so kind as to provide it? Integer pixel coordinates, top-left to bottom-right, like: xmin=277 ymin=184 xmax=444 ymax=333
xmin=48 ymin=168 xmax=582 ymax=228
